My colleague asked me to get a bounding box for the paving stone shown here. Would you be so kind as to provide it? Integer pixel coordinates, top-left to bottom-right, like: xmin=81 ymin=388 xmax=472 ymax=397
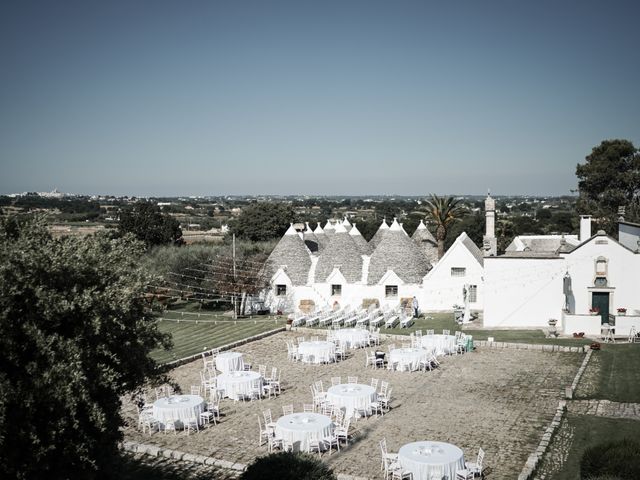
xmin=121 ymin=331 xmax=582 ymax=479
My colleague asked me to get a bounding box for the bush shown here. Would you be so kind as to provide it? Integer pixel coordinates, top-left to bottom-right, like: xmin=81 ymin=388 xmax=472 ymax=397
xmin=240 ymin=452 xmax=336 ymax=480
xmin=580 ymin=438 xmax=640 ymax=479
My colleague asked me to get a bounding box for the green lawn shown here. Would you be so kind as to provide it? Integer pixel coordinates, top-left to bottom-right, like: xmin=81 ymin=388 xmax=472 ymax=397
xmin=550 ymin=414 xmax=640 ymax=480
xmin=584 ymin=344 xmax=640 ymax=403
xmin=379 ymin=312 xmax=592 ymax=347
xmin=468 ymin=329 xmax=592 ymax=347
xmin=152 ymin=311 xmax=285 ymax=364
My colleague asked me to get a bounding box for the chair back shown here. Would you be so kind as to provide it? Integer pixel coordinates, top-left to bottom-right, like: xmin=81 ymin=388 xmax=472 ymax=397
xmin=477 ymin=447 xmax=485 ymax=468
xmin=443 ymin=329 xmax=450 ymax=335
xmin=263 ymin=409 xmax=273 ymax=425
xmin=347 ymin=376 xmax=358 ymax=384
xmin=331 ymin=376 xmax=341 ymax=386
xmin=282 ymin=404 xmax=293 ymax=416
xmin=371 ymin=378 xmax=379 ymax=389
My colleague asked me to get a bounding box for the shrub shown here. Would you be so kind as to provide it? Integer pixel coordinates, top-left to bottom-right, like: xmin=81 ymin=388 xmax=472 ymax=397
xmin=581 ymin=438 xmax=640 ymax=479
xmin=240 ymin=452 xmax=336 ymax=480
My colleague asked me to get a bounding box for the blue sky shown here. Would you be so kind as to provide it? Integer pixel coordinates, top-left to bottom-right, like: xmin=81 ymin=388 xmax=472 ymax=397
xmin=1 ymin=0 xmax=639 ymax=196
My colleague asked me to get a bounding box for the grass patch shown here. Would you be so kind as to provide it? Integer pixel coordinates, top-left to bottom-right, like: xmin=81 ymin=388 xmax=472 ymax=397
xmin=469 ymin=329 xmax=592 ymax=347
xmin=306 ymin=310 xmax=591 ymax=347
xmin=152 ymin=309 xmax=285 ymax=364
xmin=550 ymin=414 xmax=640 ymax=480
xmin=379 ymin=312 xmax=591 ymax=347
xmin=584 ymin=344 xmax=640 ymax=403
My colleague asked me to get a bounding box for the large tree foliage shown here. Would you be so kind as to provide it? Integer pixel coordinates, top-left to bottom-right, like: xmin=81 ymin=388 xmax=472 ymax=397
xmin=241 ymin=452 xmax=336 ymax=480
xmin=0 ymin=218 xmax=170 ymax=479
xmin=425 ymin=194 xmax=466 ymax=259
xmin=118 ymin=201 xmax=183 ymax=247
xmin=231 ymin=202 xmax=296 ymax=241
xmin=576 ymin=139 xmax=640 ymax=234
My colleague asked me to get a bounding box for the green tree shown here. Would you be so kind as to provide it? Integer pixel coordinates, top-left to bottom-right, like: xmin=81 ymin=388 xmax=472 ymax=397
xmin=425 ymin=194 xmax=466 ymax=259
xmin=576 ymin=139 xmax=640 ymax=234
xmin=232 ymin=202 xmax=296 ymax=241
xmin=241 ymin=452 xmax=336 ymax=480
xmin=118 ymin=201 xmax=182 ymax=247
xmin=444 ymin=212 xmax=484 ymax=251
xmin=0 ymin=218 xmax=171 ymax=479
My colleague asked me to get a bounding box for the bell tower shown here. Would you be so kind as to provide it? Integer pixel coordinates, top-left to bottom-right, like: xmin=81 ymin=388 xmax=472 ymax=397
xmin=483 ymin=191 xmax=497 ymax=257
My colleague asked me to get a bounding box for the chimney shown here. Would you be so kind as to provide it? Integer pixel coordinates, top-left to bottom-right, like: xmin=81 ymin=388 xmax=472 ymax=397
xmin=580 ymin=216 xmax=592 ymax=242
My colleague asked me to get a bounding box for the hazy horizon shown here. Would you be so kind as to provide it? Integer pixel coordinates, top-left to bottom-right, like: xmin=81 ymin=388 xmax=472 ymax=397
xmin=2 ymin=1 xmax=639 ymax=197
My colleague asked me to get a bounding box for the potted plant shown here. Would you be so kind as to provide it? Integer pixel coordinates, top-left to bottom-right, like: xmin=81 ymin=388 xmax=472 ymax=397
xmin=617 ymin=307 xmax=627 ymax=316
xmin=589 ymin=307 xmax=600 ymax=315
xmin=590 ymin=342 xmax=601 ymax=350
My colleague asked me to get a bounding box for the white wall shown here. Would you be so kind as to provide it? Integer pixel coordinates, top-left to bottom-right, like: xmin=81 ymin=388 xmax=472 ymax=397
xmin=613 ymin=315 xmax=640 ymax=337
xmin=562 ymin=313 xmax=602 ymax=336
xmin=483 ymin=257 xmax=565 ymax=328
xmin=563 ymin=237 xmax=640 ymax=316
xmin=422 ymin=242 xmax=484 ymax=311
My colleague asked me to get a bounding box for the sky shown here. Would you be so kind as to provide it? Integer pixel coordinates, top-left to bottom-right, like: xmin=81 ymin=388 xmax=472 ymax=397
xmin=1 ymin=0 xmax=639 ymax=197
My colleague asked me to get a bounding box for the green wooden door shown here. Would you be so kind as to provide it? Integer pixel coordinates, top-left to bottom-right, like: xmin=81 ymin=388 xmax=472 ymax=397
xmin=592 ymin=292 xmax=610 ymax=324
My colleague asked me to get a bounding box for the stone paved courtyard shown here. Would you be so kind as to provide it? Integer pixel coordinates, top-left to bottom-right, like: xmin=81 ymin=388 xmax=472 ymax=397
xmin=122 ymin=331 xmax=583 ymax=479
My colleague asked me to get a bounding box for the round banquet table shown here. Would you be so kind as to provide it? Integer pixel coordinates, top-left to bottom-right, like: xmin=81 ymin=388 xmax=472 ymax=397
xmin=152 ymin=394 xmax=206 ymax=427
xmin=420 ymin=334 xmax=456 ymax=356
xmin=275 ymin=413 xmax=334 ymax=452
xmin=216 ymin=370 xmax=262 ymax=400
xmin=398 ymin=441 xmax=465 ymax=480
xmin=334 ymin=328 xmax=370 ymax=348
xmin=326 ymin=383 xmax=376 ymax=418
xmin=298 ymin=341 xmax=335 ymax=364
xmin=389 ymin=348 xmax=427 ymax=371
xmin=215 ymin=351 xmax=244 ymax=373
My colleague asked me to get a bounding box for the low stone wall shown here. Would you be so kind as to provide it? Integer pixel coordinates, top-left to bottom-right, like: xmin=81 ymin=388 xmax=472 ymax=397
xmin=475 ymin=340 xmax=586 ymax=353
xmin=518 ymin=342 xmax=594 ymax=479
xmin=518 ymin=400 xmax=567 ymax=480
xmin=121 ymin=440 xmax=372 ymax=479
xmin=121 ymin=441 xmax=246 ymax=473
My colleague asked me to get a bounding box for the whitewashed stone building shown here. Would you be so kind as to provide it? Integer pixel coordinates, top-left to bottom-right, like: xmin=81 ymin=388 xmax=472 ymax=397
xmin=263 ymin=213 xmax=484 ymax=314
xmin=484 ymin=215 xmax=640 ymax=335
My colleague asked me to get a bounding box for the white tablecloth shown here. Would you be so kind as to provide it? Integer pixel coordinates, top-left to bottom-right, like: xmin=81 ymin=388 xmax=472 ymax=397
xmin=216 ymin=371 xmax=262 ymax=400
xmin=215 ymin=351 xmax=244 ymax=373
xmin=298 ymin=341 xmax=335 ymax=364
xmin=398 ymin=441 xmax=465 ymax=480
xmin=152 ymin=394 xmax=206 ymax=427
xmin=389 ymin=348 xmax=427 ymax=371
xmin=420 ymin=334 xmax=457 ymax=356
xmin=275 ymin=413 xmax=334 ymax=452
xmin=326 ymin=383 xmax=376 ymax=418
xmin=334 ymin=328 xmax=370 ymax=348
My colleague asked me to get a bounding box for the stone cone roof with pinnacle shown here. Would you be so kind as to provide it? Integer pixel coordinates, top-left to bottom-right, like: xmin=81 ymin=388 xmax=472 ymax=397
xmin=341 ymin=217 xmax=352 ymax=232
xmin=412 ymin=220 xmax=438 ymax=265
xmin=303 ymin=222 xmax=319 ymax=253
xmin=369 ymin=219 xmax=389 ymax=250
xmin=265 ymin=224 xmax=312 ymax=286
xmin=349 ymin=223 xmax=371 ymax=255
xmin=368 ymin=219 xmax=430 ymax=284
xmin=314 ymin=223 xmax=363 ymax=283
xmin=313 ymin=223 xmax=328 ymax=250
xmin=323 ymin=219 xmax=335 ymax=235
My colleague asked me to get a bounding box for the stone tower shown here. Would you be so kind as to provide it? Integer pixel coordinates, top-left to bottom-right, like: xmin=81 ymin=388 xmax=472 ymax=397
xmin=483 ymin=192 xmax=497 ymax=257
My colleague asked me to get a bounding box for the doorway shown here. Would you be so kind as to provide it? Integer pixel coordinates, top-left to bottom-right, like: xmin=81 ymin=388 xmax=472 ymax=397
xmin=592 ymin=292 xmax=610 ymax=324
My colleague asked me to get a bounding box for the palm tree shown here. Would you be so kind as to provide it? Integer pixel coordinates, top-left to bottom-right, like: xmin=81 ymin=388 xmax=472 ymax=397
xmin=425 ymin=194 xmax=466 ymax=259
